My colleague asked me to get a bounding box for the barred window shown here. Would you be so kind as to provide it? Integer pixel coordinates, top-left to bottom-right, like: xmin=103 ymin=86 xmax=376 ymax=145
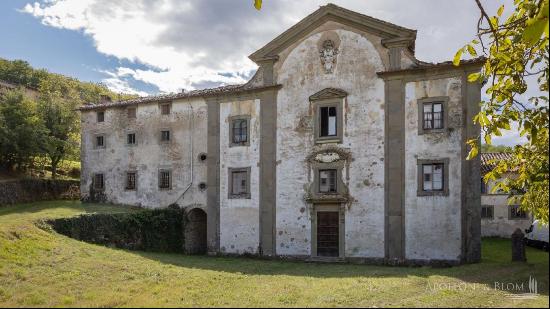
xmin=97 ymin=111 xmax=105 ymax=122
xmin=481 ymin=205 xmax=494 ymax=219
xmin=126 ymin=172 xmax=136 ymax=190
xmin=319 ymin=169 xmax=337 ymax=193
xmin=423 ymin=102 xmax=444 ymax=130
xmin=161 ymin=130 xmax=170 ymax=142
xmin=96 ymin=135 xmax=105 ymax=148
xmin=93 ymin=173 xmax=104 ymax=191
xmin=160 ymin=103 xmax=171 ymax=115
xmin=127 ymin=133 xmax=136 ymax=145
xmin=159 ymin=170 xmax=171 ymax=189
xmin=422 ymin=163 xmax=444 ymax=191
xmin=510 ymin=205 xmax=527 ymax=219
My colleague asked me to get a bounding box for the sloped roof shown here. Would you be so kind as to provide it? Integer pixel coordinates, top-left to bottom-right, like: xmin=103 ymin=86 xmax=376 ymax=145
xmin=249 ymin=3 xmax=417 ymax=62
xmin=481 ymin=152 xmax=514 ymax=174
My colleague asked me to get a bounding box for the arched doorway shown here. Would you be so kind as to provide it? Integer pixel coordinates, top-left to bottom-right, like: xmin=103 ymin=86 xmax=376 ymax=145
xmin=184 ymin=208 xmax=207 ymax=254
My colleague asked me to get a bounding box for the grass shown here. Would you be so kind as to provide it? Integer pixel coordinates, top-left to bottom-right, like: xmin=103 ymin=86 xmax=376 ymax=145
xmin=0 ymin=201 xmax=548 ymax=308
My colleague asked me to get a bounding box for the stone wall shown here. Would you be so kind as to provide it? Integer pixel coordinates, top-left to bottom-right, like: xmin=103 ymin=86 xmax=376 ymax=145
xmin=0 ymin=179 xmax=79 ymax=206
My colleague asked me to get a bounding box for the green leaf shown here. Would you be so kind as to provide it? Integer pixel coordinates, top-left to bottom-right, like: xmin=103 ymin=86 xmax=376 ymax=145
xmin=497 ymin=5 xmax=504 ymax=17
xmin=467 ymin=44 xmax=477 ymax=57
xmin=467 ymin=146 xmax=478 ymax=160
xmin=523 ymin=19 xmax=547 ymax=44
xmin=468 ymin=72 xmax=481 ymax=82
xmin=453 ymin=48 xmax=464 ymax=66
xmin=254 ymin=0 xmax=262 ymax=10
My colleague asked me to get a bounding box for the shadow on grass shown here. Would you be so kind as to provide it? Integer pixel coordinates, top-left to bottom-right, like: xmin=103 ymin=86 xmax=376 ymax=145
xmin=0 ymin=200 xmax=139 ymax=217
xmin=128 ymin=238 xmax=548 ymax=296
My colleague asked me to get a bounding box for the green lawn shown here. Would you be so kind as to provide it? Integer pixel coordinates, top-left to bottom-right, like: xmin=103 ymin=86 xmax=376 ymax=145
xmin=0 ymin=201 xmax=548 ymax=308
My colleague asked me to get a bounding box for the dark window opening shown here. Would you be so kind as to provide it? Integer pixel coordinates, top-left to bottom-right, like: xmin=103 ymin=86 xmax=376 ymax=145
xmin=161 ymin=130 xmax=170 ymax=142
xmin=93 ymin=174 xmax=104 ymax=191
xmin=510 ymin=205 xmax=527 ymax=219
xmin=320 ymin=106 xmax=337 ymax=137
xmin=319 ymin=169 xmax=337 ymax=193
xmin=126 ymin=172 xmax=136 ymax=190
xmin=481 ymin=206 xmax=494 ymax=219
xmin=97 ymin=111 xmax=105 ymax=122
xmin=127 ymin=133 xmax=136 ymax=145
xmin=423 ymin=102 xmax=444 ymax=130
xmin=96 ymin=135 xmax=104 ymax=148
xmin=232 ymin=119 xmax=248 ymax=145
xmin=159 ymin=170 xmax=171 ymax=189
xmin=422 ymin=163 xmax=444 ymax=192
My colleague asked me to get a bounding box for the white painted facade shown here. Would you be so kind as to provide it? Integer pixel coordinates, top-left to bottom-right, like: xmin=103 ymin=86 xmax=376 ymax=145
xmin=80 ymin=4 xmax=482 ymax=264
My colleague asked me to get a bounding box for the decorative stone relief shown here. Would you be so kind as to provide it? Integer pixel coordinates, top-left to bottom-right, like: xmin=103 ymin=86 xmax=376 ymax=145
xmin=319 ymin=40 xmax=339 ymax=74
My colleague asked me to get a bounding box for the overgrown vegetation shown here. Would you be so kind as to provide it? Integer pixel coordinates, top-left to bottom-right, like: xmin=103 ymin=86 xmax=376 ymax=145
xmin=0 ymin=201 xmax=548 ymax=307
xmin=455 ymin=0 xmax=549 ymax=224
xmin=0 ymin=58 xmax=136 ymax=178
xmin=48 ymin=207 xmax=186 ymax=253
xmin=481 ymin=143 xmax=514 ymax=153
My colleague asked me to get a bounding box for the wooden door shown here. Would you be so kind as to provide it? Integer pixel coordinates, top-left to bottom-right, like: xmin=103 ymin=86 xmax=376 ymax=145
xmin=317 ymin=211 xmax=339 ymax=257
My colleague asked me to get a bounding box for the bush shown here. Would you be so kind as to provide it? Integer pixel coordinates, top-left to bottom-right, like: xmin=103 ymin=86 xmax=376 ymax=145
xmin=48 ymin=208 xmax=186 ymax=253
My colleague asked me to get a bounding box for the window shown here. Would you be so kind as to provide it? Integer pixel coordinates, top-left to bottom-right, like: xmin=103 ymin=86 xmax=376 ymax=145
xmin=127 ymin=133 xmax=136 ymax=145
xmin=126 ymin=172 xmax=136 ymax=190
xmin=313 ymin=101 xmax=343 ymax=143
xmin=127 ymin=107 xmax=136 ymax=119
xmin=417 ymin=159 xmax=449 ymax=196
xmin=229 ymin=116 xmax=250 ymax=146
xmin=510 ymin=205 xmax=527 ymax=220
xmin=161 ymin=130 xmax=170 ymax=142
xmin=481 ymin=205 xmax=494 ymax=219
xmin=93 ymin=173 xmax=104 ymax=191
xmin=417 ymin=97 xmax=448 ymax=134
xmin=159 ymin=170 xmax=171 ymax=190
xmin=422 ymin=163 xmax=444 ymax=191
xmin=95 ymin=135 xmax=105 ymax=148
xmin=320 ymin=106 xmax=337 ymax=137
xmin=97 ymin=111 xmax=105 ymax=122
xmin=423 ymin=102 xmax=444 ymax=130
xmin=229 ymin=167 xmax=250 ymax=199
xmin=160 ymin=103 xmax=171 ymax=115
xmin=319 ymin=169 xmax=337 ymax=193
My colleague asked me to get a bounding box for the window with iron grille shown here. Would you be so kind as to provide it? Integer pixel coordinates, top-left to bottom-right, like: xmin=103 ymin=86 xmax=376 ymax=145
xmin=232 ymin=118 xmax=248 ymax=145
xmin=422 ymin=163 xmax=444 ymax=192
xmin=510 ymin=205 xmax=527 ymax=219
xmin=229 ymin=167 xmax=250 ymax=198
xmin=159 ymin=170 xmax=171 ymax=189
xmin=319 ymin=169 xmax=337 ymax=193
xmin=481 ymin=205 xmax=494 ymax=219
xmin=127 ymin=107 xmax=136 ymax=119
xmin=97 ymin=111 xmax=105 ymax=122
xmin=127 ymin=133 xmax=136 ymax=145
xmin=423 ymin=102 xmax=444 ymax=130
xmin=96 ymin=135 xmax=105 ymax=148
xmin=160 ymin=103 xmax=171 ymax=115
xmin=126 ymin=172 xmax=137 ymax=190
xmin=161 ymin=130 xmax=170 ymax=142
xmin=93 ymin=173 xmax=104 ymax=191
xmin=320 ymin=106 xmax=338 ymax=137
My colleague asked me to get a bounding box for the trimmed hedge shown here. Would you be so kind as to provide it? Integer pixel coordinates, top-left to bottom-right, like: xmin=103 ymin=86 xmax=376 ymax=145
xmin=48 ymin=207 xmax=186 ymax=253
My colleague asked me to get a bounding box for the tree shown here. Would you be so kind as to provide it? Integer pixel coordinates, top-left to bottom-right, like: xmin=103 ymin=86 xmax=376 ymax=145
xmin=0 ymin=89 xmax=47 ymax=171
xmin=455 ymin=0 xmax=549 ymax=223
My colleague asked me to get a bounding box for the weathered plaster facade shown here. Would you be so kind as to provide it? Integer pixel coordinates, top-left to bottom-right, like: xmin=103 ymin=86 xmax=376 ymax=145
xmin=80 ymin=4 xmax=483 ymax=265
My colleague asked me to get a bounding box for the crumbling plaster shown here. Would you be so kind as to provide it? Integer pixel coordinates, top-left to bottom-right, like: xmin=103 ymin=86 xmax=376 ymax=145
xmin=274 ymin=27 xmax=386 ymax=258
xmin=404 ymin=77 xmax=463 ymax=261
xmin=218 ymin=99 xmax=261 ymax=254
xmin=80 ymin=98 xmax=208 ymax=209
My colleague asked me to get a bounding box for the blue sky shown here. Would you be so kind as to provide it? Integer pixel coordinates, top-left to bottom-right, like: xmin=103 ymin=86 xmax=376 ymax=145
xmin=0 ymin=0 xmax=525 ymax=145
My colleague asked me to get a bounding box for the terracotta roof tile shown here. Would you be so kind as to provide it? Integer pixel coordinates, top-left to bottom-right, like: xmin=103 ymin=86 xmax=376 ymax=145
xmin=481 ymin=152 xmax=514 ymax=174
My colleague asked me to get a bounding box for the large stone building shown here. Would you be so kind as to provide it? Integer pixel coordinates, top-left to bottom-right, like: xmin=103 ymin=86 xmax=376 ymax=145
xmin=79 ymin=4 xmax=483 ymax=264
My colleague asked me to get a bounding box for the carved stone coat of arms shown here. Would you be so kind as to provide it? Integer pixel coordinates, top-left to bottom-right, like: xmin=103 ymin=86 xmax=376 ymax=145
xmin=319 ymin=40 xmax=339 ymax=74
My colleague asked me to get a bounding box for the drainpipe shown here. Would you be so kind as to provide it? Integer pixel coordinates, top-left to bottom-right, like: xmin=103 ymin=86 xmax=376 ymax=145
xmin=174 ymin=103 xmax=194 ymax=206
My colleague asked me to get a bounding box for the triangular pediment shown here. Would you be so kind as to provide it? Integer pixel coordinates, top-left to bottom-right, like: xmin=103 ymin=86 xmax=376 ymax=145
xmin=249 ymin=3 xmax=416 ymax=63
xmin=309 ymin=88 xmax=348 ymax=101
